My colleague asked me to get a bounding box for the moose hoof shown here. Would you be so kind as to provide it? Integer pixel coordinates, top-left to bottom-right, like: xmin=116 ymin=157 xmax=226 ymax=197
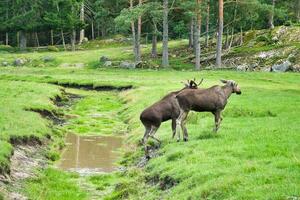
xmin=183 ymin=138 xmax=188 ymax=142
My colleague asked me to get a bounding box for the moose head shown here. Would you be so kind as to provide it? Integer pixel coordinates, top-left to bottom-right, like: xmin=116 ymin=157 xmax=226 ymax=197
xmin=220 ymin=79 xmax=241 ymax=95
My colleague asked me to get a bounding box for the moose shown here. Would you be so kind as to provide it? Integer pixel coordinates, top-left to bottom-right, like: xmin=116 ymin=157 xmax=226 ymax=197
xmin=140 ymin=78 xmax=203 ymax=146
xmin=175 ymin=79 xmax=242 ymax=142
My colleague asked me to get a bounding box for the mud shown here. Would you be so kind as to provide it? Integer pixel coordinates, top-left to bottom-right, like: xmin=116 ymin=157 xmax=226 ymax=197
xmin=0 ymin=144 xmax=46 ymax=200
xmin=57 ymin=133 xmax=123 ymax=175
xmin=50 ymin=82 xmax=133 ymax=91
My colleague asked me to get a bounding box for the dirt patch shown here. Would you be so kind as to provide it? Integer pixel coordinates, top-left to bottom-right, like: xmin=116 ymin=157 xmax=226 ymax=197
xmin=50 ymin=82 xmax=133 ymax=91
xmin=0 ymin=144 xmax=47 ymax=200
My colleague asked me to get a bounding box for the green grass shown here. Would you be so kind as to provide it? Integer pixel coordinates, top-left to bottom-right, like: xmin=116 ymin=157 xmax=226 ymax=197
xmin=62 ymin=89 xmax=127 ymax=135
xmin=24 ymin=168 xmax=87 ymax=200
xmin=0 ymin=36 xmax=299 ymax=199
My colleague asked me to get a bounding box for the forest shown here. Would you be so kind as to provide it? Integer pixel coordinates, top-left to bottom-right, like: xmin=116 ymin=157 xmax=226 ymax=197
xmin=0 ymin=1 xmax=300 ymax=200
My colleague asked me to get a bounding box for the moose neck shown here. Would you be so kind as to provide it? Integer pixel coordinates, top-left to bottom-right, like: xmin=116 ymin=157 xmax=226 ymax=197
xmin=222 ymin=85 xmax=233 ymax=99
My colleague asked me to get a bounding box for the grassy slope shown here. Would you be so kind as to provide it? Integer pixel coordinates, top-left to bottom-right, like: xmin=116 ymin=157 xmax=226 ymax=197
xmin=0 ymin=36 xmax=299 ymax=199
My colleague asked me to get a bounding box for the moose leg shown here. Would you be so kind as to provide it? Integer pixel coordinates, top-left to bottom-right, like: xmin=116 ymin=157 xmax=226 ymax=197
xmin=181 ymin=112 xmax=189 ymax=142
xmin=149 ymin=126 xmax=160 ymax=145
xmin=172 ymin=119 xmax=176 ymax=139
xmin=176 ymin=110 xmax=188 ymax=142
xmin=141 ymin=126 xmax=151 ymax=145
xmin=213 ymin=110 xmax=222 ymax=132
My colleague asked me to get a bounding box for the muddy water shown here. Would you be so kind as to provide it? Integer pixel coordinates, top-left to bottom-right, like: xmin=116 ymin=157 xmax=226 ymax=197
xmin=57 ymin=133 xmax=123 ymax=174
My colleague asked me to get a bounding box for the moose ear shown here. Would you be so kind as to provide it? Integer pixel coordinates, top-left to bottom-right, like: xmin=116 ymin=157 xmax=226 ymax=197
xmin=220 ymin=79 xmax=227 ymax=84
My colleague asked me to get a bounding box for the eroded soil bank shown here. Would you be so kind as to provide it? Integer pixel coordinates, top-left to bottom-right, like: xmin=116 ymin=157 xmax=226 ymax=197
xmin=0 ymin=86 xmax=129 ymax=199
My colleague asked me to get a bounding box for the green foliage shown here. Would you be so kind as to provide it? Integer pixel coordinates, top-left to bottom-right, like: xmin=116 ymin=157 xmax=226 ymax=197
xmin=0 ymin=45 xmax=13 ymax=52
xmin=47 ymin=46 xmax=59 ymax=52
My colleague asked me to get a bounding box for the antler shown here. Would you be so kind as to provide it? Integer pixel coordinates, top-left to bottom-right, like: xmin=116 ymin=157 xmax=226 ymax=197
xmin=197 ymin=78 xmax=204 ymax=86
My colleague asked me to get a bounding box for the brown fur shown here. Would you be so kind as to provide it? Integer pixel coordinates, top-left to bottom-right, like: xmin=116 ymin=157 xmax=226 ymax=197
xmin=140 ymin=80 xmax=202 ymax=146
xmin=175 ymin=80 xmax=241 ymax=141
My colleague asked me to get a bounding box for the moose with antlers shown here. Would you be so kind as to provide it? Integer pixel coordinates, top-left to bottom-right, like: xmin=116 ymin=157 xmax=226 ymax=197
xmin=175 ymin=79 xmax=242 ymax=142
xmin=140 ymin=78 xmax=203 ymax=148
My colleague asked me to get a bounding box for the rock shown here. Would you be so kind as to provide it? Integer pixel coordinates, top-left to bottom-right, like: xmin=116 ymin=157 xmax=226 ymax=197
xmin=291 ymin=65 xmax=300 ymax=72
xmin=82 ymin=37 xmax=88 ymax=43
xmin=103 ymin=61 xmax=112 ymax=67
xmin=262 ymin=67 xmax=271 ymax=72
xmin=100 ymin=56 xmax=110 ymax=63
xmin=236 ymin=64 xmax=248 ymax=72
xmin=2 ymin=61 xmax=8 ymax=66
xmin=14 ymin=58 xmax=26 ymax=66
xmin=74 ymin=63 xmax=85 ymax=68
xmin=42 ymin=55 xmax=55 ymax=62
xmin=271 ymin=61 xmax=291 ymax=72
xmin=120 ymin=61 xmax=136 ymax=69
xmin=60 ymin=63 xmax=71 ymax=67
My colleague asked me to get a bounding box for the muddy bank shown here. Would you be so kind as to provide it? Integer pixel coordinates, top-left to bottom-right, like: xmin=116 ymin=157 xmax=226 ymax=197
xmin=50 ymin=81 xmax=133 ymax=91
xmin=0 ymin=144 xmax=46 ymax=200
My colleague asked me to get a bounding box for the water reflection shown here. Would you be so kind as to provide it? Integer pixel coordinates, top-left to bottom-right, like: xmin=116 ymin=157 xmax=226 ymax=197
xmin=58 ymin=133 xmax=123 ymax=173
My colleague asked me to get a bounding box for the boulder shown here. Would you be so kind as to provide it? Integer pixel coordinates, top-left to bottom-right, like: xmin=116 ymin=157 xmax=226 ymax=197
xmin=14 ymin=58 xmax=26 ymax=66
xmin=100 ymin=56 xmax=110 ymax=63
xmin=2 ymin=61 xmax=8 ymax=66
xmin=271 ymin=61 xmax=291 ymax=72
xmin=291 ymin=65 xmax=300 ymax=72
xmin=74 ymin=63 xmax=85 ymax=68
xmin=120 ymin=61 xmax=136 ymax=69
xmin=82 ymin=37 xmax=88 ymax=43
xmin=103 ymin=61 xmax=112 ymax=67
xmin=42 ymin=55 xmax=55 ymax=62
xmin=236 ymin=64 xmax=248 ymax=72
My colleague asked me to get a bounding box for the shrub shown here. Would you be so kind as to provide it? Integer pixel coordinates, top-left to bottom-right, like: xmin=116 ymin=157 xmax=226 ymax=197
xmin=0 ymin=45 xmax=13 ymax=52
xmin=47 ymin=46 xmax=59 ymax=52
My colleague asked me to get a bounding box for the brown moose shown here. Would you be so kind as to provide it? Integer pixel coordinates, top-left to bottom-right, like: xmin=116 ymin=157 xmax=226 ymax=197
xmin=175 ymin=79 xmax=242 ymax=142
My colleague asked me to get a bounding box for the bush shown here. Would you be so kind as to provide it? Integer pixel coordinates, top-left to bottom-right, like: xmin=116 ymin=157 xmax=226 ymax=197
xmin=47 ymin=46 xmax=59 ymax=52
xmin=0 ymin=45 xmax=13 ymax=52
xmin=284 ymin=20 xmax=292 ymax=26
xmin=255 ymin=35 xmax=272 ymax=44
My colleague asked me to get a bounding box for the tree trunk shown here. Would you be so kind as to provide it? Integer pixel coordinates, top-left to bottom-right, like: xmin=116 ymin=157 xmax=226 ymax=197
xmin=136 ymin=0 xmax=142 ymax=63
xmin=79 ymin=1 xmax=85 ymax=44
xmin=205 ymin=2 xmax=210 ymax=48
xmin=35 ymin=32 xmax=40 ymax=47
xmin=5 ymin=33 xmax=8 ymax=45
xmin=296 ymin=0 xmax=300 ymax=22
xmin=50 ymin=30 xmax=54 ymax=45
xmin=91 ymin=21 xmax=95 ymax=40
xmin=162 ymin=0 xmax=169 ymax=67
xmin=71 ymin=29 xmax=76 ymax=51
xmin=225 ymin=28 xmax=229 ymax=49
xmin=216 ymin=0 xmax=223 ymax=68
xmin=240 ymin=26 xmax=243 ymax=45
xmin=19 ymin=31 xmax=27 ymax=50
xmin=130 ymin=0 xmax=138 ymax=63
xmin=189 ymin=18 xmax=194 ymax=49
xmin=151 ymin=22 xmax=158 ymax=58
xmin=61 ymin=30 xmax=66 ymax=50
xmin=17 ymin=32 xmax=19 ymax=48
xmin=195 ymin=0 xmax=202 ymax=71
xmin=269 ymin=0 xmax=275 ymax=29
xmin=193 ymin=17 xmax=198 ymax=53
xmin=228 ymin=0 xmax=237 ymax=50
xmin=5 ymin=1 xmax=8 ymax=45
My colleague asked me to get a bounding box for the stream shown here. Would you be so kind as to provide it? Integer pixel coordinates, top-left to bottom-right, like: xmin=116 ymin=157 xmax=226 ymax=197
xmin=57 ymin=133 xmax=123 ymax=175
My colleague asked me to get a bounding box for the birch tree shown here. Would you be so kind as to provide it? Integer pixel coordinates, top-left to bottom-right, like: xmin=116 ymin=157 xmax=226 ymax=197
xmin=216 ymin=0 xmax=223 ymax=68
xmin=162 ymin=0 xmax=169 ymax=67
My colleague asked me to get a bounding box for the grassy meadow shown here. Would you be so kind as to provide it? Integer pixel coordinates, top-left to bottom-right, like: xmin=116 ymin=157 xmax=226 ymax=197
xmin=0 ymin=40 xmax=299 ymax=199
